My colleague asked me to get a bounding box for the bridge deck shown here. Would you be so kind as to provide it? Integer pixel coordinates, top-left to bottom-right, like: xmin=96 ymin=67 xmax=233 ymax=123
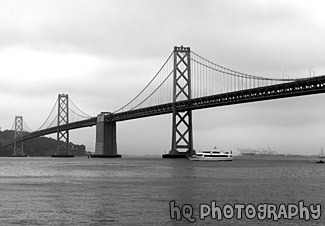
xmin=3 ymin=75 xmax=325 ymax=146
xmin=111 ymin=75 xmax=325 ymax=121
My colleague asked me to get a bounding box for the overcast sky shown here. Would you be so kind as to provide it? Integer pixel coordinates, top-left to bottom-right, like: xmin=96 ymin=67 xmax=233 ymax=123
xmin=1 ymin=0 xmax=325 ymax=155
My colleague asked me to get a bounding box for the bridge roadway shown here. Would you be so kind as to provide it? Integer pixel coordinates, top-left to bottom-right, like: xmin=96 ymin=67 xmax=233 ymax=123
xmin=4 ymin=75 xmax=325 ymax=146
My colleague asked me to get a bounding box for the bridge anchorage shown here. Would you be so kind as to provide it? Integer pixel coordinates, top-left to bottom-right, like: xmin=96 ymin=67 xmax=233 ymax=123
xmin=51 ymin=94 xmax=74 ymax=157
xmin=92 ymin=112 xmax=121 ymax=158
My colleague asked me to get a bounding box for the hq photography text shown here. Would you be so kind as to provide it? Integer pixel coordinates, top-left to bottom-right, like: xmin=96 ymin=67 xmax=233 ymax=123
xmin=169 ymin=200 xmax=322 ymax=223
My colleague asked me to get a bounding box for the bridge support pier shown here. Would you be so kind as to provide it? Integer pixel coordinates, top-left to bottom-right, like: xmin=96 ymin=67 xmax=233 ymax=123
xmin=93 ymin=113 xmax=121 ymax=158
xmin=163 ymin=46 xmax=195 ymax=158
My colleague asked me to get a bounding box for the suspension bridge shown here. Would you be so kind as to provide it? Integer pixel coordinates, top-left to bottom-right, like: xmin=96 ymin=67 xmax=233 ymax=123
xmin=2 ymin=46 xmax=325 ymax=158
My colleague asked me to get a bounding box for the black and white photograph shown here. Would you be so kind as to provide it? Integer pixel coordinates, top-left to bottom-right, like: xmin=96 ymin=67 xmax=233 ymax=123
xmin=0 ymin=0 xmax=324 ymax=225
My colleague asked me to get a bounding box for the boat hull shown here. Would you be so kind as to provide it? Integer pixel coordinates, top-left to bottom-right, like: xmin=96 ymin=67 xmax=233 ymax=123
xmin=187 ymin=155 xmax=233 ymax=161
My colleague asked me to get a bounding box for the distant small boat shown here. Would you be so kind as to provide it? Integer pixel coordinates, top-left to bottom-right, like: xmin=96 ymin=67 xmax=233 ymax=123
xmin=319 ymin=148 xmax=325 ymax=159
xmin=316 ymin=148 xmax=325 ymax=163
xmin=188 ymin=147 xmax=233 ymax=161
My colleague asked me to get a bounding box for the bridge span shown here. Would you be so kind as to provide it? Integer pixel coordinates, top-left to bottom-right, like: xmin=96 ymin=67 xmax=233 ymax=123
xmin=3 ymin=46 xmax=325 ymax=158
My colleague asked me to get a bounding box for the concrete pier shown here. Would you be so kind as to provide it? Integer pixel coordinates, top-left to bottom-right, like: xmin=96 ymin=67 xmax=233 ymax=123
xmin=92 ymin=113 xmax=121 ymax=158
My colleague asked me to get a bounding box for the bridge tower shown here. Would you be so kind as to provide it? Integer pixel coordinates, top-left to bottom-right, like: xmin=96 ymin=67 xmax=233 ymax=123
xmin=52 ymin=94 xmax=73 ymax=157
xmin=163 ymin=46 xmax=195 ymax=158
xmin=13 ymin=116 xmax=26 ymax=157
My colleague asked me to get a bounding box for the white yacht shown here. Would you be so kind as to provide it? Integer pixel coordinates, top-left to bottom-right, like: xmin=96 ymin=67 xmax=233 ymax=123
xmin=188 ymin=148 xmax=233 ymax=161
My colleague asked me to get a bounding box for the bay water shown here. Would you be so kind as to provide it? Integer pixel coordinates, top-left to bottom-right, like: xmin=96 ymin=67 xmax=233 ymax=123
xmin=0 ymin=156 xmax=324 ymax=225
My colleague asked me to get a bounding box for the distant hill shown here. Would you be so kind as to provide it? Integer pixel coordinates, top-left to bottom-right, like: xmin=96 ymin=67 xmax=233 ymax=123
xmin=0 ymin=130 xmax=86 ymax=156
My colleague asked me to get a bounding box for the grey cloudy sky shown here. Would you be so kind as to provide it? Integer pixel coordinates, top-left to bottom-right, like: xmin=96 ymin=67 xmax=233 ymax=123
xmin=1 ymin=0 xmax=325 ymax=155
